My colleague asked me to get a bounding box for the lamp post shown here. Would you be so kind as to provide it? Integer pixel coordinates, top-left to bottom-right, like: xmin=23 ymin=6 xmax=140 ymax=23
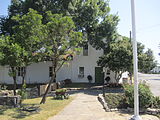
xmin=130 ymin=0 xmax=142 ymax=120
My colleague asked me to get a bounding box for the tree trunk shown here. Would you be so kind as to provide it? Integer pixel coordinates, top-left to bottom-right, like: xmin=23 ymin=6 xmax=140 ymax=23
xmin=11 ymin=67 xmax=17 ymax=96
xmin=21 ymin=67 xmax=26 ymax=89
xmin=40 ymin=60 xmax=57 ymax=104
xmin=40 ymin=73 xmax=56 ymax=104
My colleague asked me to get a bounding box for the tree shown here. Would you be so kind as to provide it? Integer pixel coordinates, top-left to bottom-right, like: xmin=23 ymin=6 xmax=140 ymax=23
xmin=0 ymin=36 xmax=26 ymax=95
xmin=40 ymin=12 xmax=83 ymax=104
xmin=98 ymin=36 xmax=157 ymax=82
xmin=98 ymin=36 xmax=133 ymax=82
xmin=12 ymin=9 xmax=45 ymax=87
xmin=138 ymin=48 xmax=157 ymax=73
xmin=4 ymin=0 xmax=119 ymax=49
xmin=0 ymin=0 xmax=23 ymax=35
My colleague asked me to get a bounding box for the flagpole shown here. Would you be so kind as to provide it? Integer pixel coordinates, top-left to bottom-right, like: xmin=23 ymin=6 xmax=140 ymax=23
xmin=130 ymin=0 xmax=142 ymax=120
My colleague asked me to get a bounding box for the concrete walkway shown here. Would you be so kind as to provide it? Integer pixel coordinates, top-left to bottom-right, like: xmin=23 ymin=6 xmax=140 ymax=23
xmin=48 ymin=90 xmax=159 ymax=120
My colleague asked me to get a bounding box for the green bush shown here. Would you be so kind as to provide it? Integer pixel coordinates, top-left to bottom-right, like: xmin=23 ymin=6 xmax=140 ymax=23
xmin=123 ymin=83 xmax=153 ymax=108
xmin=104 ymin=93 xmax=127 ymax=109
xmin=152 ymin=96 xmax=160 ymax=108
xmin=54 ymin=88 xmax=69 ymax=100
xmin=17 ymin=82 xmax=28 ymax=99
xmin=56 ymin=88 xmax=67 ymax=93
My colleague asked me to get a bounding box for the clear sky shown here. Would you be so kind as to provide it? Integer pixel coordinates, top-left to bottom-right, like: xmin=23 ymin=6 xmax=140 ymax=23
xmin=0 ymin=0 xmax=160 ymax=63
xmin=109 ymin=0 xmax=160 ymax=64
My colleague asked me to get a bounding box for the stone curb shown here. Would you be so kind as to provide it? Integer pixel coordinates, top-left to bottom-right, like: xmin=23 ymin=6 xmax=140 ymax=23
xmin=98 ymin=94 xmax=160 ymax=116
xmin=98 ymin=94 xmax=110 ymax=112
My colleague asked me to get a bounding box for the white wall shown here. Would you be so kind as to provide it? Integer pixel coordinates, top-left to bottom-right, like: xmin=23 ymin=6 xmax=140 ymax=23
xmin=26 ymin=62 xmax=52 ymax=84
xmin=68 ymin=45 xmax=103 ymax=83
xmin=0 ymin=44 xmax=117 ymax=84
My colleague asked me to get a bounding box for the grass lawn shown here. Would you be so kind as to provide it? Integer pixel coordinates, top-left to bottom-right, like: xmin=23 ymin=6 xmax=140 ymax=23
xmin=0 ymin=96 xmax=74 ymax=120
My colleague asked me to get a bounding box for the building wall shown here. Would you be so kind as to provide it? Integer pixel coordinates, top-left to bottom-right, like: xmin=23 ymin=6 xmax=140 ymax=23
xmin=0 ymin=45 xmax=117 ymax=84
xmin=56 ymin=44 xmax=104 ymax=83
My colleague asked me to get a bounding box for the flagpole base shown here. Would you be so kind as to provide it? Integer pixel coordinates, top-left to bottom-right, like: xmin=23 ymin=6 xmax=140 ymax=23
xmin=130 ymin=115 xmax=142 ymax=120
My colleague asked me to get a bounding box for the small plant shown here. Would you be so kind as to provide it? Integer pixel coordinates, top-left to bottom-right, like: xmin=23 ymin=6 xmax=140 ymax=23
xmin=152 ymin=96 xmax=160 ymax=108
xmin=123 ymin=83 xmax=153 ymax=109
xmin=54 ymin=88 xmax=69 ymax=100
xmin=0 ymin=85 xmax=7 ymax=90
xmin=17 ymin=82 xmax=28 ymax=99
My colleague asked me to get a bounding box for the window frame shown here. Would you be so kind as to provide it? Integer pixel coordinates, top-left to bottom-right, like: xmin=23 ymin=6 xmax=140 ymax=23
xmin=78 ymin=67 xmax=84 ymax=78
xmin=18 ymin=67 xmax=25 ymax=76
xmin=83 ymin=44 xmax=88 ymax=56
xmin=49 ymin=67 xmax=53 ymax=77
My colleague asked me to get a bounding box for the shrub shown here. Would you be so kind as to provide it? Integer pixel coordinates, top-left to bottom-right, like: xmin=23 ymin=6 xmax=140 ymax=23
xmin=17 ymin=83 xmax=28 ymax=99
xmin=123 ymin=83 xmax=153 ymax=108
xmin=56 ymin=88 xmax=67 ymax=93
xmin=152 ymin=96 xmax=160 ymax=108
xmin=104 ymin=93 xmax=127 ymax=109
xmin=54 ymin=88 xmax=69 ymax=100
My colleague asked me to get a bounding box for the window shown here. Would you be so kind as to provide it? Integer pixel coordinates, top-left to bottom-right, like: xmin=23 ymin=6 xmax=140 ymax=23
xmin=18 ymin=67 xmax=25 ymax=76
xmin=83 ymin=44 xmax=88 ymax=56
xmin=78 ymin=67 xmax=84 ymax=78
xmin=49 ymin=67 xmax=53 ymax=77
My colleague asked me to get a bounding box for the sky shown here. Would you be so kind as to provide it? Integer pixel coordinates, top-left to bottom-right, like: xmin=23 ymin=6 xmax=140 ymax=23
xmin=109 ymin=0 xmax=160 ymax=64
xmin=0 ymin=0 xmax=160 ymax=63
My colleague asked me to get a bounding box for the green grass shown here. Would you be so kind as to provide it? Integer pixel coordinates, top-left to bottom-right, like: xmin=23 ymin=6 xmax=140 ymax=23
xmin=0 ymin=96 xmax=74 ymax=120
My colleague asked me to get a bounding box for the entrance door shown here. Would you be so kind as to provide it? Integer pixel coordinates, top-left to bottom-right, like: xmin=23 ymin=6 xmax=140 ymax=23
xmin=95 ymin=67 xmax=104 ymax=84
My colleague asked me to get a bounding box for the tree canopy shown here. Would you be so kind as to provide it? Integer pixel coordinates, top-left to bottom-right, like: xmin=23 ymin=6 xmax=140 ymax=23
xmin=98 ymin=36 xmax=157 ymax=82
xmin=0 ymin=36 xmax=26 ymax=95
xmin=40 ymin=11 xmax=83 ymax=104
xmin=1 ymin=0 xmax=119 ymax=50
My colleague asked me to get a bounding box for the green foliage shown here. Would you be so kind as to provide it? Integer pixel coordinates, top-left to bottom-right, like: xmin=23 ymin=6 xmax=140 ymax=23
xmin=0 ymin=36 xmax=26 ymax=67
xmin=17 ymin=82 xmax=28 ymax=99
xmin=54 ymin=88 xmax=69 ymax=100
xmin=138 ymin=48 xmax=157 ymax=73
xmin=3 ymin=0 xmax=119 ymax=50
xmin=98 ymin=36 xmax=157 ymax=82
xmin=12 ymin=8 xmax=45 ymax=64
xmin=152 ymin=96 xmax=160 ymax=108
xmin=98 ymin=36 xmax=133 ymax=82
xmin=56 ymin=88 xmax=67 ymax=93
xmin=0 ymin=85 xmax=7 ymax=90
xmin=104 ymin=93 xmax=126 ymax=109
xmin=123 ymin=83 xmax=153 ymax=108
xmin=43 ymin=12 xmax=83 ymax=63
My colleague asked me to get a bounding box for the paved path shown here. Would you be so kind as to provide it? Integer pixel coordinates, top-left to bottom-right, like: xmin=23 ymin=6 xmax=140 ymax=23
xmin=48 ymin=90 xmax=159 ymax=120
xmin=138 ymin=73 xmax=160 ymax=96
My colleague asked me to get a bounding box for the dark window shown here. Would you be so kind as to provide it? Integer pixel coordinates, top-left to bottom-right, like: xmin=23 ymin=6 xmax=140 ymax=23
xmin=49 ymin=67 xmax=53 ymax=77
xmin=78 ymin=67 xmax=84 ymax=78
xmin=83 ymin=44 xmax=88 ymax=56
xmin=18 ymin=67 xmax=25 ymax=76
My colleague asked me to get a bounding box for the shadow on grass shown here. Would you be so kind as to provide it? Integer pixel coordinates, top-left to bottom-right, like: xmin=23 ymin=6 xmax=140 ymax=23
xmin=0 ymin=104 xmax=40 ymax=119
xmin=0 ymin=105 xmax=10 ymax=115
xmin=13 ymin=104 xmax=40 ymax=119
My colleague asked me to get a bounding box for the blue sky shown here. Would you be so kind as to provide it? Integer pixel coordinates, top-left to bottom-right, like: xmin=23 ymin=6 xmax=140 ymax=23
xmin=0 ymin=0 xmax=160 ymax=63
xmin=110 ymin=0 xmax=160 ymax=64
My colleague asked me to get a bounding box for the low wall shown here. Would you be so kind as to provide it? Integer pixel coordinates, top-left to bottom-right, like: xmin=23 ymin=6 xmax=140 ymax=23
xmin=0 ymin=96 xmax=21 ymax=107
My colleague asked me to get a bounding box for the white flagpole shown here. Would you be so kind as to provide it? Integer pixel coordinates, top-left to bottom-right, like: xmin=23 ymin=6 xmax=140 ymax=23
xmin=130 ymin=0 xmax=142 ymax=120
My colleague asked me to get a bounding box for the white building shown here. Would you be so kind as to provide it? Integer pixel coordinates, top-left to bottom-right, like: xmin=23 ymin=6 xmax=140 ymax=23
xmin=151 ymin=66 xmax=160 ymax=73
xmin=0 ymin=44 xmax=117 ymax=84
